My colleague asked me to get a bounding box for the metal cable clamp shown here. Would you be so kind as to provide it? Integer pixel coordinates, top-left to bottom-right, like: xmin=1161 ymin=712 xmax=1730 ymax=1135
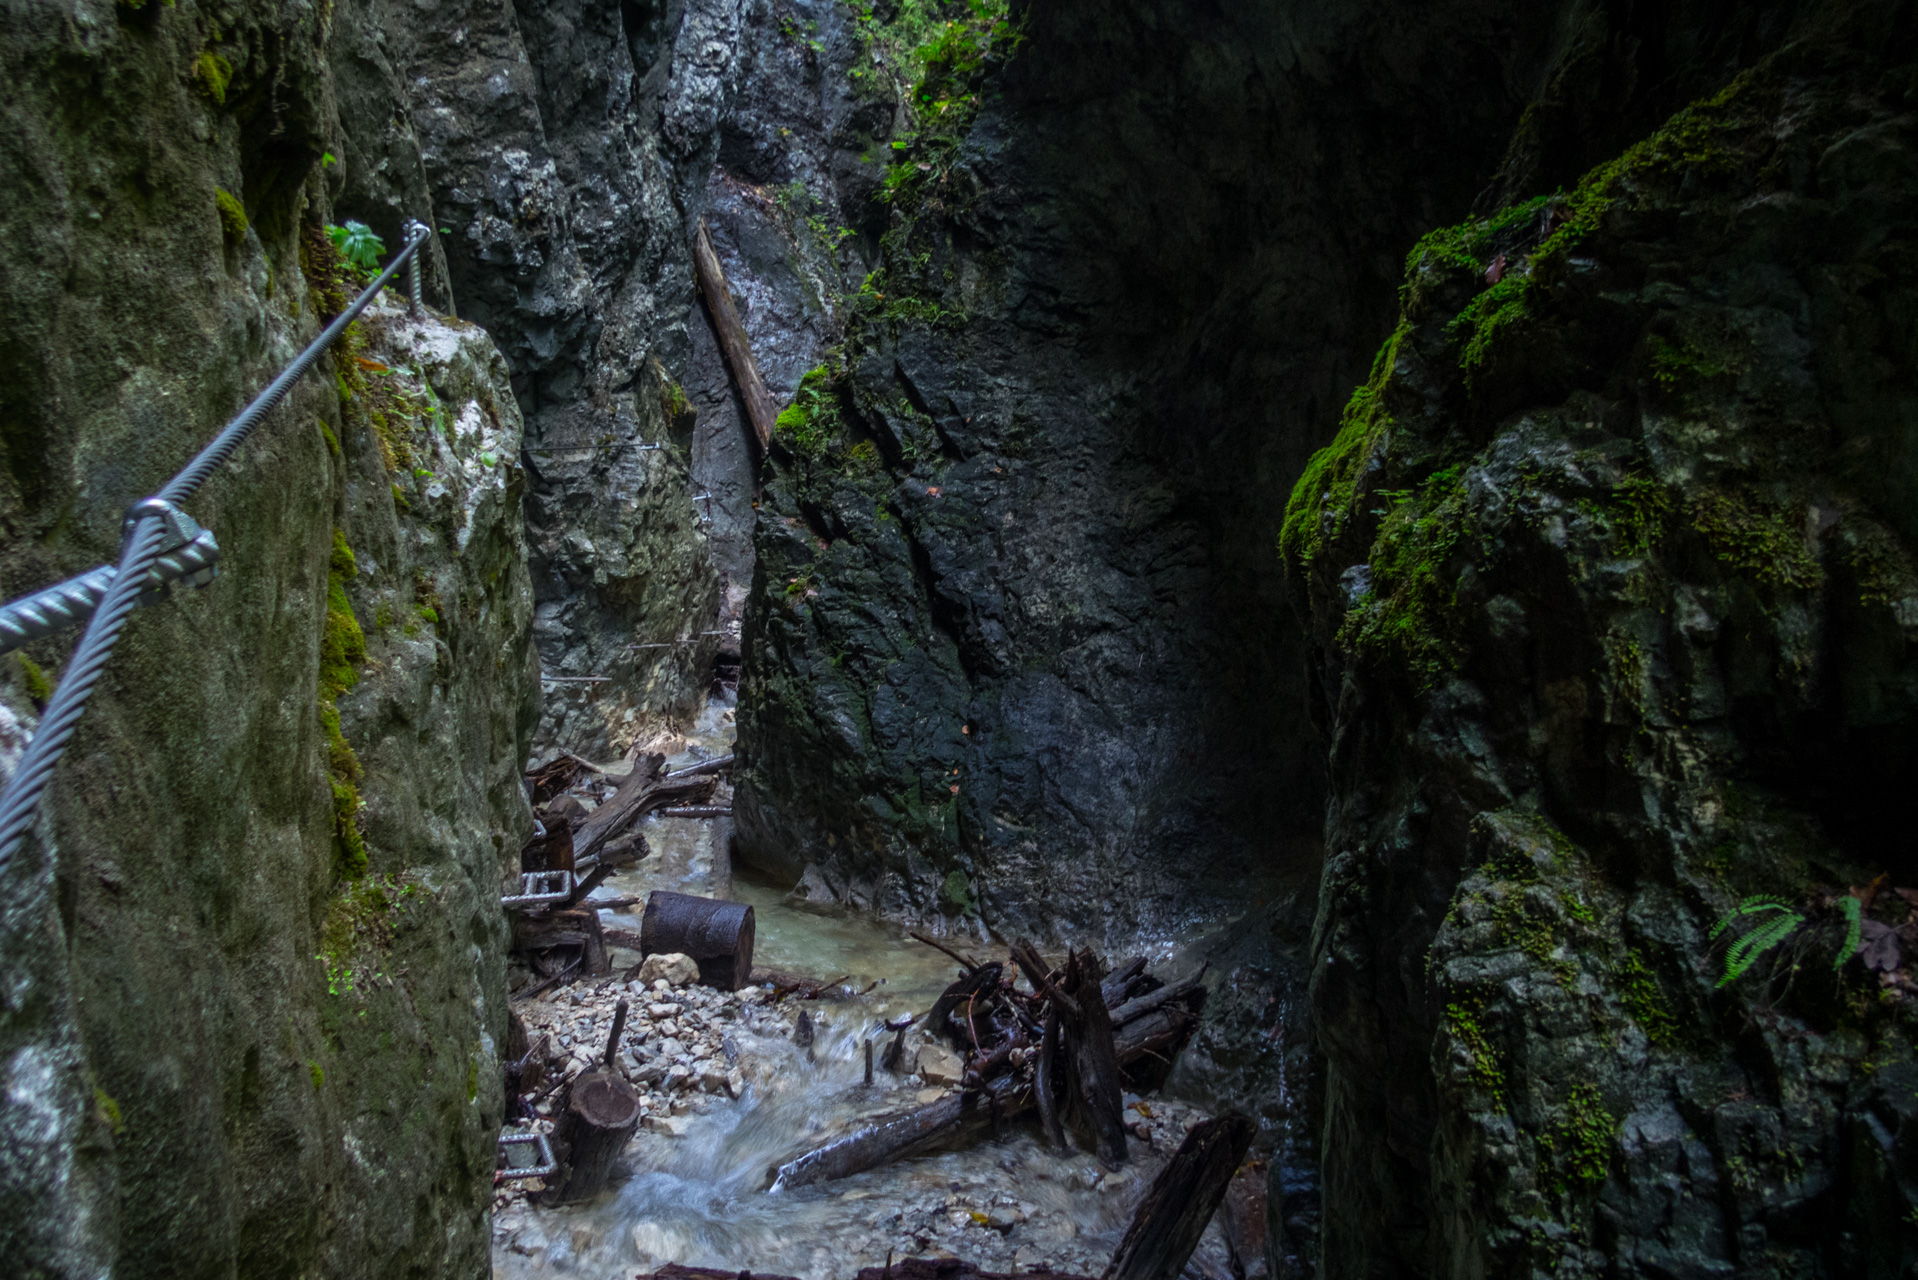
xmin=0 ymin=500 xmax=221 ymax=655
xmin=496 ymin=1130 xmax=557 ymax=1179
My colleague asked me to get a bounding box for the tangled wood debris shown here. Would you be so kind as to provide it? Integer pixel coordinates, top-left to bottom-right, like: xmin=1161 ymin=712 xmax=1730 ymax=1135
xmin=768 ymin=939 xmax=1206 ymax=1190
xmin=511 ymin=753 xmax=727 ymax=994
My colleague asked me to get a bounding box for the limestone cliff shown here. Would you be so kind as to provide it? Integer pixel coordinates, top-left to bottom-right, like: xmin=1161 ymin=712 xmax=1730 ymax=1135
xmin=326 ymin=0 xmax=735 ymax=755
xmin=0 ymin=4 xmax=534 ymax=1276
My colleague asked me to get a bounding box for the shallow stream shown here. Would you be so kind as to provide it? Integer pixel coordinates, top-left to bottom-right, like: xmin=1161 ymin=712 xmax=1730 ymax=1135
xmin=494 ymin=700 xmax=1241 ymax=1280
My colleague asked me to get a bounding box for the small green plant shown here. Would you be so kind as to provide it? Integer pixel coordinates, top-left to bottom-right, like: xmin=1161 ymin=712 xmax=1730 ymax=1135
xmin=1837 ymin=895 xmax=1863 ymax=970
xmin=326 ymin=221 xmax=384 ymax=273
xmin=1711 ymin=896 xmax=1804 ymax=986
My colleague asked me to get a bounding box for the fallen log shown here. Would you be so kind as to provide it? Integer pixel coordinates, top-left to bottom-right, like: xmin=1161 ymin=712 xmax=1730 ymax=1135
xmin=571 ymin=754 xmax=718 ymax=864
xmin=853 ymin=1264 xmax=1095 ymax=1280
xmin=767 ymin=987 xmax=1203 ymax=1190
xmin=691 ymin=221 xmax=778 ymax=456
xmin=640 ymin=890 xmax=755 ymax=990
xmin=1105 ymin=1113 xmax=1258 ymax=1280
xmin=1109 ymin=967 xmax=1208 ymax=1027
xmin=664 ymin=753 xmax=733 ymax=781
xmin=657 ymin=805 xmax=731 ymax=818
xmin=925 ymin=962 xmax=1003 ymax=1049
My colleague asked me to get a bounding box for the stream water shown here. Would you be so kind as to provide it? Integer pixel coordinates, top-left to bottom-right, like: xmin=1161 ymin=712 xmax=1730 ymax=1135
xmin=494 ymin=698 xmax=1242 ymax=1280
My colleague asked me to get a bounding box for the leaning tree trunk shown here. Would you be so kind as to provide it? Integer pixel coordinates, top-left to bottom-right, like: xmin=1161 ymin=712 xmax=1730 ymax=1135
xmin=1105 ymin=1113 xmax=1258 ymax=1280
xmin=640 ymin=890 xmax=754 ymax=989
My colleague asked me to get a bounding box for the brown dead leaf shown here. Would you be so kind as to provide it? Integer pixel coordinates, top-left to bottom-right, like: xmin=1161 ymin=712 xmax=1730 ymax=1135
xmin=1860 ymin=919 xmax=1902 ymax=973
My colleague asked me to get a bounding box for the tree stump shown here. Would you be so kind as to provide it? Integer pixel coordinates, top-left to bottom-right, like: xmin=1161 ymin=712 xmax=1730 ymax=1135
xmin=640 ymin=890 xmax=754 ymax=989
xmin=1105 ymin=1113 xmax=1257 ymax=1280
xmin=542 ymin=1070 xmax=643 ymax=1203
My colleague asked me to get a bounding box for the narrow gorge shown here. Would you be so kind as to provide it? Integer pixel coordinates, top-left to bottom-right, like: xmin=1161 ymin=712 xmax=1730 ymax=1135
xmin=1 ymin=1 xmax=1915 ymax=1278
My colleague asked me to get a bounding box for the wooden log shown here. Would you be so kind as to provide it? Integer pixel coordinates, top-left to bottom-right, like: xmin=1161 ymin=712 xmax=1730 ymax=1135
xmin=571 ymin=754 xmax=719 ymax=863
xmin=1100 ymin=957 xmax=1148 ymax=1006
xmin=640 ymin=890 xmax=755 ymax=990
xmin=768 ymin=996 xmax=1200 ymax=1190
xmin=541 ymin=1069 xmax=644 ymax=1204
xmin=925 ymin=962 xmax=1002 ymax=1050
xmin=1109 ymin=967 xmax=1208 ymax=1027
xmin=1061 ymin=950 xmax=1128 ymax=1165
xmin=663 ymin=753 xmax=733 ymax=780
xmin=849 ymin=1262 xmax=1096 ymax=1280
xmin=657 ymin=806 xmax=731 ymax=818
xmin=690 ymin=221 xmax=778 ymax=455
xmin=770 ymin=1071 xmax=1032 ymax=1190
xmin=1035 ymin=1008 xmax=1065 ymax=1149
xmin=640 ymin=1266 xmax=801 ymax=1280
xmin=1104 ymin=1113 xmax=1258 ymax=1280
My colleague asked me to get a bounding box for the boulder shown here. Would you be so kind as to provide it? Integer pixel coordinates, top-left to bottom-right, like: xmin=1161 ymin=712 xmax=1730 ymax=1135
xmin=637 ymin=952 xmax=700 ymax=986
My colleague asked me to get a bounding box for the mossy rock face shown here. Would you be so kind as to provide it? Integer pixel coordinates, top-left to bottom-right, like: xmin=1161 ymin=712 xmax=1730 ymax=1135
xmin=0 ymin=5 xmax=534 ymax=1274
xmin=1294 ymin=19 xmax=1918 ymax=1277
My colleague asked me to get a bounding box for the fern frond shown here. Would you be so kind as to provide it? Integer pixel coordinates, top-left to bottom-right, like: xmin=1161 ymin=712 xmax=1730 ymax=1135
xmin=1834 ymin=896 xmax=1863 ymax=971
xmin=1714 ymin=902 xmax=1805 ymax=987
xmin=1709 ymin=896 xmax=1796 ymax=940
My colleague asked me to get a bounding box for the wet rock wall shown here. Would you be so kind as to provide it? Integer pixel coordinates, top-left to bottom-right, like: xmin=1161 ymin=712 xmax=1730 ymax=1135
xmin=1284 ymin=2 xmax=1918 ymax=1275
xmin=0 ymin=4 xmax=536 ymax=1276
xmin=329 ymin=0 xmax=735 ymax=756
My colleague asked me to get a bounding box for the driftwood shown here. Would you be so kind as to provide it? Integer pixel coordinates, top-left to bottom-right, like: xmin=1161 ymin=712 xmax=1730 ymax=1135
xmin=637 ymin=1261 xmax=1094 ymax=1280
xmin=1059 ymin=949 xmax=1128 ymax=1165
xmin=664 ymin=753 xmax=733 ymax=780
xmin=768 ymin=984 xmax=1203 ymax=1190
xmin=1105 ymin=1113 xmax=1258 ymax=1280
xmin=1035 ymin=1008 xmax=1065 ymax=1149
xmin=1109 ymin=967 xmax=1208 ymax=1027
xmin=691 ymin=221 xmax=778 ymax=455
xmin=541 ymin=1004 xmax=643 ymax=1203
xmin=854 ymin=1264 xmax=1095 ymax=1280
xmin=640 ymin=890 xmax=755 ymax=990
xmin=570 ymin=754 xmax=718 ymax=864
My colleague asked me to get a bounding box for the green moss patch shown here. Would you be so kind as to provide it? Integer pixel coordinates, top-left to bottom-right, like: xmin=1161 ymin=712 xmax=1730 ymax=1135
xmin=1687 ymin=488 xmax=1822 ymax=590
xmin=1618 ymin=948 xmax=1678 ymax=1047
xmin=1336 ymin=465 xmax=1471 ymax=690
xmin=215 ymin=189 xmax=247 ymax=243
xmin=1537 ymin=1082 xmax=1619 ymax=1193
xmin=320 ymin=529 xmax=367 ymax=879
xmin=1279 ymin=321 xmax=1409 ymax=572
xmin=193 ymin=49 xmax=233 ymax=104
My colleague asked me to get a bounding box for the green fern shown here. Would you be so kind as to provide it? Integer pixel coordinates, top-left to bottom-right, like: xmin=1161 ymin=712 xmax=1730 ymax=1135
xmin=1835 ymin=895 xmax=1863 ymax=971
xmin=1710 ymin=896 xmax=1804 ymax=987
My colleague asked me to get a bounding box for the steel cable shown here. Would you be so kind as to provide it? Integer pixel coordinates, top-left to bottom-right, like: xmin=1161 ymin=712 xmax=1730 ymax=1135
xmin=0 ymin=518 xmax=164 ymax=866
xmin=0 ymin=224 xmax=431 ymax=868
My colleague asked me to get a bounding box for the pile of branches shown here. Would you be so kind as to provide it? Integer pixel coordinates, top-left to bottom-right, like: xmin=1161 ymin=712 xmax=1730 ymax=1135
xmin=770 ymin=937 xmax=1207 ymax=1189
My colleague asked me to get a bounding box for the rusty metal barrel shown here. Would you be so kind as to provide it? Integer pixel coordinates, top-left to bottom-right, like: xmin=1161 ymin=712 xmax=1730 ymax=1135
xmin=639 ymin=890 xmax=755 ymax=990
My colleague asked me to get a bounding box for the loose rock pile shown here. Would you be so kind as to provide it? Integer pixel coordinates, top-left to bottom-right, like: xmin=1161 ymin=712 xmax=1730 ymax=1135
xmin=499 ymin=954 xmax=772 ymax=1200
